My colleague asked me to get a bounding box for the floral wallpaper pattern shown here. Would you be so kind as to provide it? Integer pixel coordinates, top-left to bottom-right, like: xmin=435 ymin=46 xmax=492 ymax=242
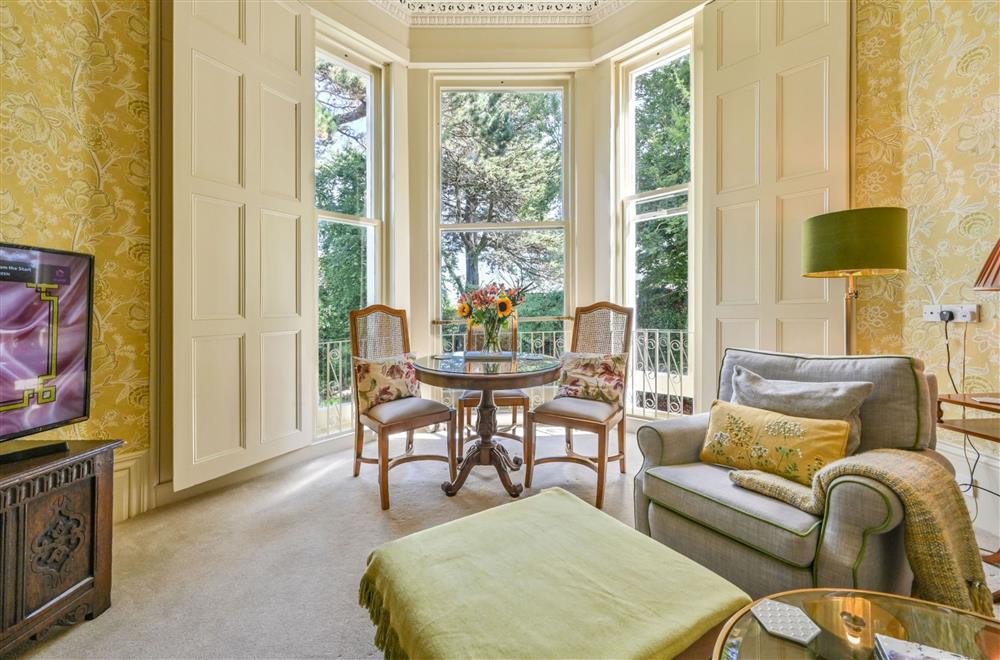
xmin=854 ymin=0 xmax=999 ymax=453
xmin=0 ymin=0 xmax=151 ymax=456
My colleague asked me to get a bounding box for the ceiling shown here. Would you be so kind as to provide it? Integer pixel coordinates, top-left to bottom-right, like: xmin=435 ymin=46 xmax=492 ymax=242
xmin=370 ymin=0 xmax=634 ymax=27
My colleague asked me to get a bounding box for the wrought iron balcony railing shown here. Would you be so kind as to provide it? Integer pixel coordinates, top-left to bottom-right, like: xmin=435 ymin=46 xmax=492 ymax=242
xmin=316 ymin=329 xmax=692 ymax=439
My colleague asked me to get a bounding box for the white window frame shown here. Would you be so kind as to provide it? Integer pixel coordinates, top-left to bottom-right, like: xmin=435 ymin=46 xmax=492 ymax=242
xmin=314 ymin=41 xmax=387 ymax=305
xmin=430 ymin=73 xmax=575 ymax=347
xmin=616 ymin=33 xmax=694 ymax=325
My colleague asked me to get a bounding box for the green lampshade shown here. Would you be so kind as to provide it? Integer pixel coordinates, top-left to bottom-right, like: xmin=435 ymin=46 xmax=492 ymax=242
xmin=802 ymin=207 xmax=908 ymax=278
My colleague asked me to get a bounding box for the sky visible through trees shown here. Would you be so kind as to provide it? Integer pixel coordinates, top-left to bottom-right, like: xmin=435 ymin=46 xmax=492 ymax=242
xmin=314 ymin=52 xmax=691 ymax=346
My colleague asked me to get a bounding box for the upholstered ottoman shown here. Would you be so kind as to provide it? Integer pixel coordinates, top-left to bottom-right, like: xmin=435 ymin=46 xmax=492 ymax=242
xmin=359 ymin=488 xmax=750 ymax=659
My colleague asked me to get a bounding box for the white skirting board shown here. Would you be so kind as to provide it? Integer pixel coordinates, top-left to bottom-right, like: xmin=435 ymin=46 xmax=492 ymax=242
xmin=113 ymin=450 xmax=150 ymax=523
xmin=936 ymin=440 xmax=1000 ymax=551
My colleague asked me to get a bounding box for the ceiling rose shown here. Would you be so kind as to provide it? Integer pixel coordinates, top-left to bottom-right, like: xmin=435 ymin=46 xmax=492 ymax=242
xmin=370 ymin=0 xmax=633 ymax=26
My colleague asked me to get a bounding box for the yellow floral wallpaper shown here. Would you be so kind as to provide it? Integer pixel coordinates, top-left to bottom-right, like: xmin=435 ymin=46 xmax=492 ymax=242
xmin=0 ymin=0 xmax=151 ymax=456
xmin=854 ymin=0 xmax=999 ymax=453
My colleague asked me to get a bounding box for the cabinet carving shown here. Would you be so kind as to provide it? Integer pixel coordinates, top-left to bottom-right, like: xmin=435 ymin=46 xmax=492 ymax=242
xmin=0 ymin=441 xmax=122 ymax=654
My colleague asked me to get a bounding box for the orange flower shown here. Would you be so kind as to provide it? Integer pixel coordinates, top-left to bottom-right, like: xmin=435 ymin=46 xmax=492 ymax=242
xmin=496 ymin=297 xmax=513 ymax=318
xmin=457 ymin=302 xmax=472 ymax=318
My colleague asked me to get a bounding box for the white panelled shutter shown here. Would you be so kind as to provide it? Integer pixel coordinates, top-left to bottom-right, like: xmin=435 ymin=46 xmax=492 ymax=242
xmin=696 ymin=0 xmax=849 ymax=408
xmin=173 ymin=0 xmax=315 ymax=489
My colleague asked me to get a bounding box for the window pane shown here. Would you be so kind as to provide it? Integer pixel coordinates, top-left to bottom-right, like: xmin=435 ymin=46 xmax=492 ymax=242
xmin=317 ymin=220 xmax=373 ymax=438
xmin=315 ymin=57 xmax=371 ymax=216
xmin=635 ymin=192 xmax=688 ymax=216
xmin=635 ymin=214 xmax=687 ymax=331
xmin=440 ymin=91 xmax=563 ymax=224
xmin=633 ymin=53 xmax=690 ymax=193
xmin=439 ymin=229 xmax=564 ymax=320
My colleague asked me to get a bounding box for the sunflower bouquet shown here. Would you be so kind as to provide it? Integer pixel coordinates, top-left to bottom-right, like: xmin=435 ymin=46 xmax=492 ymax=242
xmin=456 ymin=282 xmax=533 ymax=354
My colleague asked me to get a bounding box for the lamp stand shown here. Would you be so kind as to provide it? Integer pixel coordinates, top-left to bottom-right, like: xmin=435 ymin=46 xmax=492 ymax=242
xmin=844 ymin=273 xmax=859 ymax=355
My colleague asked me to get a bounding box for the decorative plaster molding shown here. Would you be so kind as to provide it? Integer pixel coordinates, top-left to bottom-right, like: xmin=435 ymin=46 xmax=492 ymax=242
xmin=370 ymin=0 xmax=632 ymax=27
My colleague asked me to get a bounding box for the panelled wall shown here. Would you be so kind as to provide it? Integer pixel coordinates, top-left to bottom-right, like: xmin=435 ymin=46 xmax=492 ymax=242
xmin=696 ymin=0 xmax=849 ymax=405
xmin=171 ymin=0 xmax=316 ymax=489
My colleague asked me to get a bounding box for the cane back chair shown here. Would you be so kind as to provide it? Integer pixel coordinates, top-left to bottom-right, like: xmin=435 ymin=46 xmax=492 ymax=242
xmin=456 ymin=314 xmax=530 ymax=454
xmin=524 ymin=302 xmax=633 ymax=508
xmin=350 ymin=305 xmax=456 ymax=510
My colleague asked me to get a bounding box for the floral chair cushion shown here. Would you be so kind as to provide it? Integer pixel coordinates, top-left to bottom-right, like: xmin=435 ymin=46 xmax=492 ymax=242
xmin=353 ymin=354 xmax=420 ymax=414
xmin=701 ymin=400 xmax=850 ymax=485
xmin=555 ymin=352 xmax=627 ymax=408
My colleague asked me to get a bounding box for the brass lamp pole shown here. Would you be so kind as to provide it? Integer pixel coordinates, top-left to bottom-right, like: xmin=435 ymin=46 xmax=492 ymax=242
xmin=801 ymin=207 xmax=908 ymax=355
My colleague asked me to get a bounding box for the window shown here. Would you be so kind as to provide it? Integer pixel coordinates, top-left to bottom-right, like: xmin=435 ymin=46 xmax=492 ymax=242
xmin=621 ymin=43 xmax=692 ymax=416
xmin=315 ymin=51 xmax=381 ymax=437
xmin=436 ymin=85 xmax=569 ymax=351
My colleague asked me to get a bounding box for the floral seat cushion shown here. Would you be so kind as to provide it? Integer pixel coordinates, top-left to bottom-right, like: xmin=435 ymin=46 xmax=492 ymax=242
xmin=554 ymin=352 xmax=627 ymax=408
xmin=353 ymin=354 xmax=420 ymax=414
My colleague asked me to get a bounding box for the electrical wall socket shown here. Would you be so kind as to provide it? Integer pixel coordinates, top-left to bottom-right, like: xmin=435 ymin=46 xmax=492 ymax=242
xmin=922 ymin=304 xmax=980 ymax=322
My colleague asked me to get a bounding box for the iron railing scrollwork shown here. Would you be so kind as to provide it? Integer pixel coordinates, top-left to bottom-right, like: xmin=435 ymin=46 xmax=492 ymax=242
xmin=316 ymin=328 xmax=692 ymax=438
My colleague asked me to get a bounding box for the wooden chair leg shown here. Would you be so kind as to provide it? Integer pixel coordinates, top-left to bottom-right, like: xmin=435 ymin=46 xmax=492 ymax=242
xmin=378 ymin=430 xmax=390 ymax=510
xmin=353 ymin=422 xmax=364 ymax=477
xmin=446 ymin=412 xmax=458 ymax=481
xmin=565 ymin=427 xmax=574 ymax=454
xmin=457 ymin=401 xmax=465 ymax=456
xmin=511 ymin=405 xmax=518 ymax=427
xmin=595 ymin=428 xmax=608 ymax=509
xmin=405 ymin=429 xmax=415 ymax=453
xmin=524 ymin=412 xmax=535 ymax=488
xmin=618 ymin=419 xmax=626 ymax=474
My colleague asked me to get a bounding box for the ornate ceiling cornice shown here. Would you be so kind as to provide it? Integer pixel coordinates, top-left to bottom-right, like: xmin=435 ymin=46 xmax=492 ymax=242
xmin=370 ymin=0 xmax=633 ymax=27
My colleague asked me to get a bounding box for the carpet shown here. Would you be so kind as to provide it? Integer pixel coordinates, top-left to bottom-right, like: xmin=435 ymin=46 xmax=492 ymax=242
xmin=22 ymin=426 xmax=641 ymax=659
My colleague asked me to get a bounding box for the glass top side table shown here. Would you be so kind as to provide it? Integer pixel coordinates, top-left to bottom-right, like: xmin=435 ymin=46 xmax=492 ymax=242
xmin=713 ymin=588 xmax=1000 ymax=660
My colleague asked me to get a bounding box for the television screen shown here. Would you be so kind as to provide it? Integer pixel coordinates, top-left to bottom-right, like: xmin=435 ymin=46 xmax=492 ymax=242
xmin=0 ymin=243 xmax=94 ymax=441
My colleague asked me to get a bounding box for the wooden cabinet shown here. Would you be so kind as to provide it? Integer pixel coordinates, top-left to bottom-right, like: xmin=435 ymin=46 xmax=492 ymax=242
xmin=0 ymin=440 xmax=122 ymax=653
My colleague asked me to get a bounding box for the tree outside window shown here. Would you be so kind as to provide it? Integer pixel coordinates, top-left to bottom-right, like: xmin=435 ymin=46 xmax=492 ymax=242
xmin=438 ymin=90 xmax=567 ymax=339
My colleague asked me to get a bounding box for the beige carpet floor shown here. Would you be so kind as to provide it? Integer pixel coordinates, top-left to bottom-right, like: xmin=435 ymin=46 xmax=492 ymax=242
xmin=22 ymin=426 xmax=641 ymax=659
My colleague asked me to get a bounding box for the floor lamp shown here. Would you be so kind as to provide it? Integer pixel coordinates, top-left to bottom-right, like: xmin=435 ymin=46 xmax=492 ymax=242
xmin=801 ymin=207 xmax=908 ymax=355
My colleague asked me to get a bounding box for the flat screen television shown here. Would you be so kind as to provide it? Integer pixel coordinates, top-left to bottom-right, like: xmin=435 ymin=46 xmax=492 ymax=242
xmin=0 ymin=243 xmax=94 ymax=458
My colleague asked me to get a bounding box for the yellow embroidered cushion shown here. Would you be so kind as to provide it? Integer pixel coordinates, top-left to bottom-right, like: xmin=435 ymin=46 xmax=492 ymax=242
xmin=353 ymin=354 xmax=421 ymax=414
xmin=701 ymin=400 xmax=850 ymax=485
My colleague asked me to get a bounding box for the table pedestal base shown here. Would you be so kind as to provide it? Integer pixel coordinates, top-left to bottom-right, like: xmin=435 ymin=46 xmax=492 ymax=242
xmin=441 ymin=389 xmax=523 ymax=498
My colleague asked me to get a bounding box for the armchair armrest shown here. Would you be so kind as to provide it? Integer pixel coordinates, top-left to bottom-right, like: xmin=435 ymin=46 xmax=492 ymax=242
xmin=634 ymin=413 xmax=709 ymax=534
xmin=814 ymin=476 xmax=910 ymax=594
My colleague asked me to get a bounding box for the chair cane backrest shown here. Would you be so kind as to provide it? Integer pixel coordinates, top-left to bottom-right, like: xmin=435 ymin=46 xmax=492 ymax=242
xmin=571 ymin=302 xmax=633 ymax=356
xmin=465 ymin=312 xmax=519 ymax=353
xmin=349 ymin=305 xmax=411 ymax=423
xmin=349 ymin=305 xmax=410 ymax=361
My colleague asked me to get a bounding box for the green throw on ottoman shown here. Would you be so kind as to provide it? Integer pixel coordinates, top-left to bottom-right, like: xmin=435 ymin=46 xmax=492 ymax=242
xmin=359 ymin=488 xmax=750 ymax=659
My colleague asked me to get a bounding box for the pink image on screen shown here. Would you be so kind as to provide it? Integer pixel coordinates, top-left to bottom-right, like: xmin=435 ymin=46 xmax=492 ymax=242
xmin=0 ymin=246 xmax=92 ymax=440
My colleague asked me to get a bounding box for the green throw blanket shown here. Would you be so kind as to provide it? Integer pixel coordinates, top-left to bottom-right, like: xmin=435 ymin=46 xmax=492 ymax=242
xmin=730 ymin=449 xmax=994 ymax=617
xmin=360 ymin=488 xmax=750 ymax=659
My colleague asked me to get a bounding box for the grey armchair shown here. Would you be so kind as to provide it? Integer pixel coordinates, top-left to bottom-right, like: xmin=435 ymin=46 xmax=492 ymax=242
xmin=634 ymin=349 xmax=950 ymax=599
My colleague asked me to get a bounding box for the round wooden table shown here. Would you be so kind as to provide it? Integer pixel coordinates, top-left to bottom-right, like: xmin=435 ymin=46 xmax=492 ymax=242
xmin=413 ymin=352 xmax=561 ymax=498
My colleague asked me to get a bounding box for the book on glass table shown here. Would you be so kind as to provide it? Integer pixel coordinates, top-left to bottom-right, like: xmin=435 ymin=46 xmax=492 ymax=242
xmin=874 ymin=634 xmax=971 ymax=660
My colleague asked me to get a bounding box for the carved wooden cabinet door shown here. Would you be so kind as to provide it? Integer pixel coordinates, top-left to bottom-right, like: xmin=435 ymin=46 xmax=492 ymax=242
xmin=0 ymin=440 xmax=120 ymax=653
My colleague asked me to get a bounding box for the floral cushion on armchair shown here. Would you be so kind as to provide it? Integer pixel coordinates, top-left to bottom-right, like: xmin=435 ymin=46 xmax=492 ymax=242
xmin=555 ymin=352 xmax=627 ymax=408
xmin=353 ymin=354 xmax=420 ymax=414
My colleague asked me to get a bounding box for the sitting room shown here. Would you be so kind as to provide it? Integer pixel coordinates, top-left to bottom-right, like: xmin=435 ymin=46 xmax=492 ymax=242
xmin=0 ymin=0 xmax=998 ymax=657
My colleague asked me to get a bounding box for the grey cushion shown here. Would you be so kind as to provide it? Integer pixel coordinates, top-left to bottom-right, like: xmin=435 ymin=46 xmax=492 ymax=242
xmin=643 ymin=463 xmax=822 ymax=567
xmin=730 ymin=365 xmax=873 ymax=454
xmin=647 ymin=504 xmax=814 ymax=599
xmin=460 ymin=389 xmax=528 ymax=402
xmin=534 ymin=398 xmax=619 ymax=423
xmin=718 ymin=349 xmax=933 ymax=452
xmin=366 ymin=397 xmax=449 ymax=424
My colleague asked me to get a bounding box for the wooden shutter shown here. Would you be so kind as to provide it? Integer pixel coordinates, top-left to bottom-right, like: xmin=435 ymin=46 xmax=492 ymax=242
xmin=696 ymin=0 xmax=849 ymax=407
xmin=172 ymin=0 xmax=315 ymax=489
